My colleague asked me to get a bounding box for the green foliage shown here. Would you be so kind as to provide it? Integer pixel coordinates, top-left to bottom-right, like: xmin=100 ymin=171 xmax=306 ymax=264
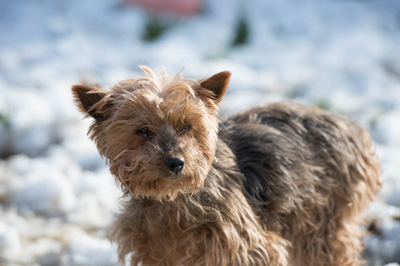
xmin=314 ymin=99 xmax=330 ymax=110
xmin=0 ymin=112 xmax=10 ymax=128
xmin=232 ymin=16 xmax=250 ymax=47
xmin=143 ymin=16 xmax=170 ymax=42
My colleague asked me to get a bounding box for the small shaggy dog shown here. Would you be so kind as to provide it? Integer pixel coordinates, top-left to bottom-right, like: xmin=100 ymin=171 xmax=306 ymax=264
xmin=72 ymin=67 xmax=380 ymax=266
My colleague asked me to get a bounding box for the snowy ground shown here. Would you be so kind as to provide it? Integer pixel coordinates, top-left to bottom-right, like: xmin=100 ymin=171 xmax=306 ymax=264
xmin=0 ymin=0 xmax=400 ymax=265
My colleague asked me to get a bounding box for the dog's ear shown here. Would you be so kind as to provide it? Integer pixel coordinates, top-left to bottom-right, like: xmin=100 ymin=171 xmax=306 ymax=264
xmin=198 ymin=71 xmax=231 ymax=104
xmin=72 ymin=85 xmax=113 ymax=120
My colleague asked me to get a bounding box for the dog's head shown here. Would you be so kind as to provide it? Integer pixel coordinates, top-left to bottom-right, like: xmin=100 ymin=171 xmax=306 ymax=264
xmin=72 ymin=66 xmax=230 ymax=200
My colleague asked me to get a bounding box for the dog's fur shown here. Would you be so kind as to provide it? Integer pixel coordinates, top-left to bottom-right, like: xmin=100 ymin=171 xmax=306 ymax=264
xmin=72 ymin=67 xmax=381 ymax=266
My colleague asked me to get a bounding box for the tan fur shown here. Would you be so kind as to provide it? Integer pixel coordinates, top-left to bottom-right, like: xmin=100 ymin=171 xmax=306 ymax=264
xmin=72 ymin=67 xmax=381 ymax=266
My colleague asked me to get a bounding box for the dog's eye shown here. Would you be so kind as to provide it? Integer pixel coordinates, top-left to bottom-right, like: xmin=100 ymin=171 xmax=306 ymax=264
xmin=137 ymin=127 xmax=151 ymax=137
xmin=183 ymin=125 xmax=192 ymax=133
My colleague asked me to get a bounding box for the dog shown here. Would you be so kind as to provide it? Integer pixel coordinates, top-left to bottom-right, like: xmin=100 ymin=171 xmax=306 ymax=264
xmin=72 ymin=66 xmax=381 ymax=266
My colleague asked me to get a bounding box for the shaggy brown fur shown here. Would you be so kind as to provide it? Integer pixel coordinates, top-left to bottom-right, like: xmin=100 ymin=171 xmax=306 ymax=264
xmin=72 ymin=66 xmax=381 ymax=266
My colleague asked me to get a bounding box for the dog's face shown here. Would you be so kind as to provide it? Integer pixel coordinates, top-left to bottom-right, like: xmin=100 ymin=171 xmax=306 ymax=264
xmin=72 ymin=67 xmax=230 ymax=200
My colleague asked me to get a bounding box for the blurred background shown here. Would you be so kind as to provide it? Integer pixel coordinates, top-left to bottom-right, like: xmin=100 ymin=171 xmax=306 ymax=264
xmin=0 ymin=0 xmax=400 ymax=265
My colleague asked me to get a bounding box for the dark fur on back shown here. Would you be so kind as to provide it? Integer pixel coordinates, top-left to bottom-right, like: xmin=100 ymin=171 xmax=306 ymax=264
xmin=221 ymin=102 xmax=380 ymax=265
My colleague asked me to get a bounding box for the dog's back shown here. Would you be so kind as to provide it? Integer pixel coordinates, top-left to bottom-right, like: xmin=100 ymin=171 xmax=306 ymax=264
xmin=221 ymin=102 xmax=381 ymax=266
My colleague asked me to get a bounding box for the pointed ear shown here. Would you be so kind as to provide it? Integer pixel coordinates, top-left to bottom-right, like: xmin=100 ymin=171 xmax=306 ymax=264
xmin=199 ymin=71 xmax=231 ymax=104
xmin=72 ymin=84 xmax=113 ymax=120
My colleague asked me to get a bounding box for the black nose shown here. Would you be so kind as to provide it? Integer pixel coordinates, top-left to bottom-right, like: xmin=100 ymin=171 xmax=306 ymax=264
xmin=165 ymin=157 xmax=185 ymax=174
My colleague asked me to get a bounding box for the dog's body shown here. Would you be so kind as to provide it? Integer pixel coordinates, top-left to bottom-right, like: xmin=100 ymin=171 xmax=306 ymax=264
xmin=73 ymin=67 xmax=380 ymax=266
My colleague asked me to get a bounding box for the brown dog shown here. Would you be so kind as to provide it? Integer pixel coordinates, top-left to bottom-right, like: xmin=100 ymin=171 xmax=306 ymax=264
xmin=72 ymin=66 xmax=380 ymax=266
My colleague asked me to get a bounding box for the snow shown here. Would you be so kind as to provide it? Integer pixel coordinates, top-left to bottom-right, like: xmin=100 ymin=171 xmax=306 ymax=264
xmin=0 ymin=0 xmax=400 ymax=265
